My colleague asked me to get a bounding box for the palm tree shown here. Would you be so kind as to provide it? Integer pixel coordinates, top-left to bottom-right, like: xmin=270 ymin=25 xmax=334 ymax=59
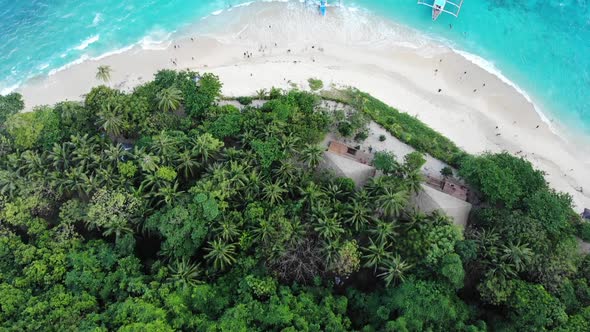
xmin=486 ymin=261 xmax=518 ymax=280
xmin=48 ymin=171 xmax=66 ymax=197
xmin=405 ymin=209 xmax=428 ymax=229
xmin=48 ymin=142 xmax=72 ymax=172
xmin=377 ymin=255 xmax=412 ymax=287
xmin=205 ymin=239 xmax=237 ymax=271
xmin=322 ymin=239 xmax=342 ymax=269
xmin=344 ymin=200 xmax=373 ymax=232
xmin=404 ymin=170 xmax=424 ymax=195
xmin=64 ymin=167 xmax=94 ymax=197
xmin=243 ymin=169 xmax=263 ymax=201
xmin=500 ymin=240 xmax=533 ymax=272
xmin=376 ymin=188 xmax=408 ymax=218
xmin=101 ymin=218 xmax=134 ymax=240
xmin=368 ymin=219 xmax=399 ymax=246
xmin=103 ymin=143 xmax=127 ymax=168
xmin=71 ymin=134 xmax=99 ymax=170
xmin=262 ymin=123 xmax=281 ymax=139
xmin=354 ymin=189 xmax=370 ymax=204
xmin=206 ymin=162 xmax=228 ymax=184
xmin=154 ymin=182 xmax=184 ymax=207
xmin=95 ymin=165 xmax=117 ymax=188
xmin=262 ymin=181 xmax=287 ymax=206
xmin=17 ymin=150 xmax=45 ymax=178
xmin=226 ymin=161 xmax=249 ymax=191
xmin=252 ymin=220 xmax=274 ymax=246
xmin=256 ymin=88 xmax=268 ymax=100
xmin=190 ymin=133 xmax=222 ymax=164
xmin=96 ymin=103 xmax=124 ymax=138
xmin=175 ymin=150 xmax=200 ymax=179
xmin=151 ymin=131 xmax=180 ymax=163
xmin=299 ymin=144 xmax=324 ymax=169
xmin=288 ymin=218 xmax=308 ymax=246
xmin=238 ymin=128 xmax=256 ymax=145
xmin=365 ymin=176 xmax=390 ymax=197
xmin=274 ymin=160 xmax=299 ymax=186
xmin=280 ymin=134 xmax=301 ymax=156
xmin=140 ymin=171 xmax=168 ymax=193
xmin=313 ymin=212 xmax=345 ymax=241
xmin=362 ymin=238 xmax=392 ymax=272
xmin=299 ymin=182 xmax=326 ymax=210
xmin=428 ymin=210 xmax=453 ymax=226
xmin=168 ymin=258 xmax=203 ymax=287
xmin=472 ymin=228 xmax=500 ymax=261
xmin=134 ymin=148 xmax=160 ymax=173
xmin=156 ymin=86 xmax=183 ymax=112
xmin=324 ymin=183 xmax=343 ymax=203
xmin=96 ymin=65 xmax=112 ymax=83
xmin=0 ymin=170 xmax=20 ymax=197
xmin=214 ymin=217 xmax=241 ymax=242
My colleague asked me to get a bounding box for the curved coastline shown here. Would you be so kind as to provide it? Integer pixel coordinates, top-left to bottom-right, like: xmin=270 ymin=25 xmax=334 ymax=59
xmin=5 ymin=0 xmax=575 ymax=143
xmin=14 ymin=1 xmax=590 ymax=209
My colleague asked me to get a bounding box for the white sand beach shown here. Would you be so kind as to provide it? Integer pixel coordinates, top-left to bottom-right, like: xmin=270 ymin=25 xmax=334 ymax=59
xmin=17 ymin=2 xmax=590 ymax=209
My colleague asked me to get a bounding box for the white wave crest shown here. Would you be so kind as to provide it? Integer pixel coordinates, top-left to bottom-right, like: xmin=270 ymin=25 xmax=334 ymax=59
xmin=454 ymin=49 xmax=557 ymax=134
xmin=74 ymin=35 xmax=100 ymax=51
xmin=92 ymin=13 xmax=103 ymax=26
xmin=93 ymin=44 xmax=135 ymax=61
xmin=48 ymin=55 xmax=90 ymax=76
xmin=0 ymin=83 xmax=21 ymax=95
xmin=138 ymin=29 xmax=173 ymax=50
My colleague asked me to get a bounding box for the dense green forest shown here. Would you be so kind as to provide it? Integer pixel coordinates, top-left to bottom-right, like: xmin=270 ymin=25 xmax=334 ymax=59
xmin=1 ymin=70 xmax=589 ymax=331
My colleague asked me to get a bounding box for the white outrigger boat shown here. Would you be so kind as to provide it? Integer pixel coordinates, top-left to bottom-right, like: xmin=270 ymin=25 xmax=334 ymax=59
xmin=417 ymin=0 xmax=464 ymax=21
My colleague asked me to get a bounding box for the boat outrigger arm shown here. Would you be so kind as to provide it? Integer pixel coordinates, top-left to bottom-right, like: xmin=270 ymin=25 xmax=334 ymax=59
xmin=417 ymin=0 xmax=464 ymax=21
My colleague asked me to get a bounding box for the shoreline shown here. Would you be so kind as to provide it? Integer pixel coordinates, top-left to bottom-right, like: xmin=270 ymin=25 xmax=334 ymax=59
xmin=7 ymin=0 xmax=580 ymax=144
xmin=15 ymin=1 xmax=590 ymax=209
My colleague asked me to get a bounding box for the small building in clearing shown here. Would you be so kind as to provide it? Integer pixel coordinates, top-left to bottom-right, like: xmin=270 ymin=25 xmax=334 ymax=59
xmin=425 ymin=175 xmax=470 ymax=202
xmin=321 ymin=141 xmax=376 ymax=188
xmin=411 ymin=180 xmax=472 ymax=228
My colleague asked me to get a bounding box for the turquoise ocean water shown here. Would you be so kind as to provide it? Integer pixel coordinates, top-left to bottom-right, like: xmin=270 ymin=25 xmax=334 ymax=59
xmin=0 ymin=0 xmax=588 ymax=134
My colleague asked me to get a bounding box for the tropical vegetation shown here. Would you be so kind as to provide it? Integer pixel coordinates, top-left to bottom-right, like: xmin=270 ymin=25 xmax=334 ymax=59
xmin=0 ymin=70 xmax=588 ymax=331
xmin=96 ymin=65 xmax=112 ymax=83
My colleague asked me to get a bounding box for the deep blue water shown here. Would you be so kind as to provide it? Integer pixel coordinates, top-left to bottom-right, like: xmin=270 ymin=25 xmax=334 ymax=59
xmin=0 ymin=0 xmax=588 ymax=134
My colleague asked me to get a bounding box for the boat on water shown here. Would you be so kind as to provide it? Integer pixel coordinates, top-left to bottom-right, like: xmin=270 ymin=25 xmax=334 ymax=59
xmin=320 ymin=0 xmax=327 ymax=16
xmin=417 ymin=0 xmax=464 ymax=21
xmin=432 ymin=0 xmax=445 ymax=20
xmin=309 ymin=0 xmax=342 ymax=16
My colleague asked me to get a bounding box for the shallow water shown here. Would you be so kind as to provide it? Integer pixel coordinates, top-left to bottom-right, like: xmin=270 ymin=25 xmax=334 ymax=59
xmin=0 ymin=0 xmax=588 ymax=134
xmin=352 ymin=0 xmax=590 ymax=135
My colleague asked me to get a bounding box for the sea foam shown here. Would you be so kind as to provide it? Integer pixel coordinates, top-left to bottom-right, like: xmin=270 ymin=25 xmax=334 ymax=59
xmin=454 ymin=49 xmax=557 ymax=135
xmin=92 ymin=13 xmax=103 ymax=26
xmin=74 ymin=35 xmax=100 ymax=51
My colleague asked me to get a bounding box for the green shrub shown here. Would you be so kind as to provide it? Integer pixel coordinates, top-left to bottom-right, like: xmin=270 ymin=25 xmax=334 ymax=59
xmin=354 ymin=130 xmax=368 ymax=142
xmin=308 ymin=78 xmax=324 ymax=91
xmin=236 ymin=96 xmax=253 ymax=105
xmin=338 ymin=121 xmax=354 ymax=137
xmin=346 ymin=89 xmax=463 ymax=167
xmin=373 ymin=151 xmax=399 ymax=175
xmin=441 ymin=166 xmax=453 ymax=178
xmin=5 ymin=106 xmax=62 ymax=149
xmin=269 ymin=87 xmax=283 ymax=100
xmin=379 ymin=135 xmax=386 ymax=142
xmin=118 ymin=161 xmax=138 ymax=178
xmin=0 ymin=92 xmax=25 ymax=124
xmin=156 ymin=166 xmax=177 ymax=182
xmin=577 ymin=222 xmax=590 ymax=242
